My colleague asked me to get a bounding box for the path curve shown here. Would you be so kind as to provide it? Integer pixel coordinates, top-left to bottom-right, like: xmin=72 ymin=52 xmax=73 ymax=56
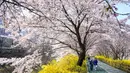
xmin=88 ymin=61 xmax=126 ymax=73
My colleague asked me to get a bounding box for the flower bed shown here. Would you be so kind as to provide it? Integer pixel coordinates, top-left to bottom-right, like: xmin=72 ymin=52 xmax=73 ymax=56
xmin=39 ymin=54 xmax=87 ymax=73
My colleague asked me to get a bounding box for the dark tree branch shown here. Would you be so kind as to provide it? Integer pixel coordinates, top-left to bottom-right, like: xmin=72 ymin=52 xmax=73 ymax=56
xmin=104 ymin=0 xmax=128 ymax=28
xmin=60 ymin=0 xmax=77 ymax=29
xmin=77 ymin=14 xmax=87 ymax=29
xmin=85 ymin=35 xmax=98 ymax=52
xmin=55 ymin=18 xmax=77 ymax=35
xmin=0 ymin=0 xmax=5 ymax=7
xmin=52 ymin=28 xmax=78 ymax=43
xmin=83 ymin=20 xmax=94 ymax=45
xmin=4 ymin=0 xmax=50 ymax=20
xmin=5 ymin=2 xmax=21 ymax=32
xmin=49 ymin=37 xmax=80 ymax=55
xmin=73 ymin=2 xmax=79 ymax=15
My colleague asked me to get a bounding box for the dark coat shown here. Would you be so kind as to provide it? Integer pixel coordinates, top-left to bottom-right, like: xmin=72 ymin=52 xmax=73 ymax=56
xmin=93 ymin=59 xmax=98 ymax=65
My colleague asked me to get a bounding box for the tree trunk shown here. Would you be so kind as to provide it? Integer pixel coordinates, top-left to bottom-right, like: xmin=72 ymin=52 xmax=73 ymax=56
xmin=77 ymin=51 xmax=85 ymax=66
xmin=113 ymin=54 xmax=118 ymax=60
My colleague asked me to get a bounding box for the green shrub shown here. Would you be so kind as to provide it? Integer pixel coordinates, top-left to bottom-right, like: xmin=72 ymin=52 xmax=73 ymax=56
xmin=96 ymin=56 xmax=130 ymax=73
xmin=39 ymin=54 xmax=87 ymax=73
xmin=0 ymin=65 xmax=14 ymax=73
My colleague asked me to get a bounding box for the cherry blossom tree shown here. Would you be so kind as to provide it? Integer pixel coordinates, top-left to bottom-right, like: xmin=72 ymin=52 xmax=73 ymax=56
xmin=0 ymin=0 xmax=130 ymax=67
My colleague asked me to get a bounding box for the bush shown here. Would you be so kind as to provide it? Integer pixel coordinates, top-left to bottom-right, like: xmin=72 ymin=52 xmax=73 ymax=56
xmin=96 ymin=56 xmax=130 ymax=73
xmin=0 ymin=65 xmax=14 ymax=73
xmin=39 ymin=54 xmax=87 ymax=73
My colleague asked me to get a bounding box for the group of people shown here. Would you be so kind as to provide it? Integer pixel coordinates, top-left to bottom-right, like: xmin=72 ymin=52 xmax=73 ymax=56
xmin=87 ymin=57 xmax=98 ymax=71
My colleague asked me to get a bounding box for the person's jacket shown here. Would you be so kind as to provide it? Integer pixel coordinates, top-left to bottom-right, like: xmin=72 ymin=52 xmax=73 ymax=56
xmin=93 ymin=59 xmax=98 ymax=65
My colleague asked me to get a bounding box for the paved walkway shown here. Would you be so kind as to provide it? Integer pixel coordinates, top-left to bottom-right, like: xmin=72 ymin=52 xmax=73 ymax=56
xmin=88 ymin=61 xmax=126 ymax=73
xmin=98 ymin=61 xmax=126 ymax=73
xmin=88 ymin=65 xmax=107 ymax=73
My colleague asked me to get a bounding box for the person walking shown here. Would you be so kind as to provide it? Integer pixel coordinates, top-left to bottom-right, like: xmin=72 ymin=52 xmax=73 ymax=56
xmin=89 ymin=58 xmax=94 ymax=71
xmin=93 ymin=58 xmax=98 ymax=70
xmin=87 ymin=57 xmax=91 ymax=71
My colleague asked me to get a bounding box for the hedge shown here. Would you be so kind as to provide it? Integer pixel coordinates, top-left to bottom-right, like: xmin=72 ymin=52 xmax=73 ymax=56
xmin=39 ymin=54 xmax=87 ymax=73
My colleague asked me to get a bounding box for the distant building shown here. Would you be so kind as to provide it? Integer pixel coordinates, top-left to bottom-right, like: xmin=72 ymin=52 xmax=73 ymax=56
xmin=0 ymin=36 xmax=13 ymax=47
xmin=0 ymin=19 xmax=26 ymax=58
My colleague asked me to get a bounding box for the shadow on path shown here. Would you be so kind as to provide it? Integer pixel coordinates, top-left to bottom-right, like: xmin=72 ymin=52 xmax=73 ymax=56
xmin=88 ymin=65 xmax=108 ymax=73
xmin=98 ymin=61 xmax=126 ymax=73
xmin=88 ymin=61 xmax=127 ymax=73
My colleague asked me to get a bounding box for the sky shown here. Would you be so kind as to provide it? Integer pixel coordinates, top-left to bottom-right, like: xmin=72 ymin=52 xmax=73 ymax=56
xmin=116 ymin=3 xmax=130 ymax=24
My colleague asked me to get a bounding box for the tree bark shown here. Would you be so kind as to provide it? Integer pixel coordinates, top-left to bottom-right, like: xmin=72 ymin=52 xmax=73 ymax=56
xmin=77 ymin=51 xmax=85 ymax=66
xmin=113 ymin=54 xmax=118 ymax=60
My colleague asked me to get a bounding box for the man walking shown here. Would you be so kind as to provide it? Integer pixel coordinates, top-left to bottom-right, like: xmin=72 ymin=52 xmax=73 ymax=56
xmin=89 ymin=58 xmax=94 ymax=71
xmin=87 ymin=57 xmax=91 ymax=71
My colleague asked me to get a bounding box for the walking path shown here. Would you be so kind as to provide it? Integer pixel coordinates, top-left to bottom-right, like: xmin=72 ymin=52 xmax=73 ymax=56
xmin=88 ymin=61 xmax=126 ymax=73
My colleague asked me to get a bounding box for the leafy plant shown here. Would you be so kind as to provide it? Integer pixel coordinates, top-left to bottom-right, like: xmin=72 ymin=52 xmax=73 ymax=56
xmin=39 ymin=54 xmax=87 ymax=73
xmin=96 ymin=56 xmax=130 ymax=72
